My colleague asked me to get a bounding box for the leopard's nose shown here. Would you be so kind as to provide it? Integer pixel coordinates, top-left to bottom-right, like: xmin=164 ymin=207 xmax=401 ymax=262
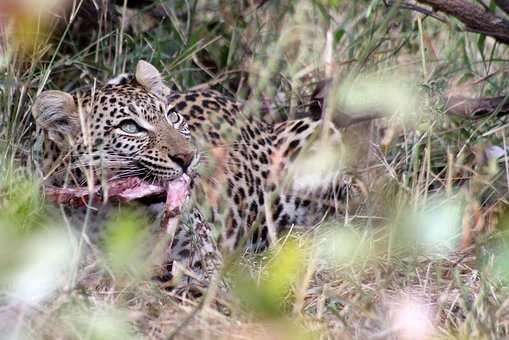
xmin=169 ymin=152 xmax=194 ymax=171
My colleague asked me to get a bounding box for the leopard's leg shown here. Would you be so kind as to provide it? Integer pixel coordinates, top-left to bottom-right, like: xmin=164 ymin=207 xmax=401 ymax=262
xmin=154 ymin=207 xmax=223 ymax=297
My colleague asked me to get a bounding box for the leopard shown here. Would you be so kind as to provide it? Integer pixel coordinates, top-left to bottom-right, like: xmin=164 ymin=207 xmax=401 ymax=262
xmin=32 ymin=60 xmax=363 ymax=295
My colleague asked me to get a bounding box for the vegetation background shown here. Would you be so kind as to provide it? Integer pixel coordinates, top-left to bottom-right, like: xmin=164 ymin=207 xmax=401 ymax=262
xmin=1 ymin=0 xmax=509 ymax=339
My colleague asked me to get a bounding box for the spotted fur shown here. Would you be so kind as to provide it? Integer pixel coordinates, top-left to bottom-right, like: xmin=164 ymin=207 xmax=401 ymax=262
xmin=33 ymin=60 xmax=362 ymax=293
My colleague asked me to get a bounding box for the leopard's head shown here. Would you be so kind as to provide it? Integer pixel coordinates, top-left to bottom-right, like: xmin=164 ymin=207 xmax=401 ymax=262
xmin=33 ymin=60 xmax=198 ymax=184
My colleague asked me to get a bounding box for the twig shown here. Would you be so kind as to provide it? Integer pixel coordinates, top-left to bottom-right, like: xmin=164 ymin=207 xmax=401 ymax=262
xmin=414 ymin=0 xmax=509 ymax=45
xmin=443 ymin=95 xmax=509 ymax=119
xmin=495 ymin=0 xmax=509 ymax=16
xmin=383 ymin=0 xmax=448 ymax=23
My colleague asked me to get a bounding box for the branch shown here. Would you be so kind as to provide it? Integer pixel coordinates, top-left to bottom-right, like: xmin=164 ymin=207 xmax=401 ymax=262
xmin=414 ymin=0 xmax=509 ymax=45
xmin=495 ymin=0 xmax=509 ymax=16
xmin=444 ymin=95 xmax=509 ymax=119
xmin=334 ymin=95 xmax=509 ymax=125
xmin=309 ymin=79 xmax=509 ymax=126
xmin=383 ymin=0 xmax=448 ymax=23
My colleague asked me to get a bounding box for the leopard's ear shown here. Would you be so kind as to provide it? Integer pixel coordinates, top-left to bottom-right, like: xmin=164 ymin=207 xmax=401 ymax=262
xmin=32 ymin=90 xmax=79 ymax=145
xmin=135 ymin=60 xmax=168 ymax=97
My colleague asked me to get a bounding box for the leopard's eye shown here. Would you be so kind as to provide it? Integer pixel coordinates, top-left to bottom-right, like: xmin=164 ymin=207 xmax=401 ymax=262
xmin=118 ymin=119 xmax=144 ymax=134
xmin=167 ymin=110 xmax=180 ymax=124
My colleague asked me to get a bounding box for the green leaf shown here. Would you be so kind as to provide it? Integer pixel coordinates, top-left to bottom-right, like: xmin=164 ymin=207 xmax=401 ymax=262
xmin=231 ymin=239 xmax=307 ymax=318
xmin=101 ymin=209 xmax=152 ymax=279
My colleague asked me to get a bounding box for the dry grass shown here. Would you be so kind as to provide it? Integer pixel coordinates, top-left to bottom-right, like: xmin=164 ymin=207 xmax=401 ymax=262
xmin=1 ymin=0 xmax=509 ymax=339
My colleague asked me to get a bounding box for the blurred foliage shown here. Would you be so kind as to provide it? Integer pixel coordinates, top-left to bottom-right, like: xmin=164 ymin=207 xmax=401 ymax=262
xmin=101 ymin=208 xmax=154 ymax=281
xmin=336 ymin=72 xmax=420 ymax=119
xmin=58 ymin=303 xmax=137 ymax=340
xmin=313 ymin=223 xmax=374 ymax=266
xmin=0 ymin=168 xmax=74 ymax=305
xmin=393 ymin=194 xmax=465 ymax=256
xmin=0 ymin=175 xmax=46 ymax=231
xmin=1 ymin=0 xmax=509 ymax=338
xmin=231 ymin=239 xmax=308 ymax=318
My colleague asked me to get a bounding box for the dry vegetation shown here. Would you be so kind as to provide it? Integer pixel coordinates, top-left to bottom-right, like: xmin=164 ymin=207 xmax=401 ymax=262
xmin=1 ymin=0 xmax=509 ymax=339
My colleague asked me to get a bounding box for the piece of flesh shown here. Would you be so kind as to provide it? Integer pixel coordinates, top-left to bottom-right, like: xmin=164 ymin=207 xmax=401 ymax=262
xmin=43 ymin=175 xmax=191 ymax=232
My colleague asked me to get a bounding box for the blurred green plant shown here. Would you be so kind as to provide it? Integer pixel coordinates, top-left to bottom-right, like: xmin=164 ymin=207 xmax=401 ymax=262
xmin=334 ymin=72 xmax=420 ymax=120
xmin=101 ymin=208 xmax=157 ymax=281
xmin=58 ymin=302 xmax=137 ymax=340
xmin=0 ymin=174 xmax=46 ymax=231
xmin=393 ymin=194 xmax=465 ymax=256
xmin=231 ymin=239 xmax=308 ymax=318
xmin=286 ymin=142 xmax=346 ymax=191
xmin=313 ymin=223 xmax=374 ymax=267
xmin=0 ymin=169 xmax=74 ymax=305
xmin=487 ymin=211 xmax=509 ymax=283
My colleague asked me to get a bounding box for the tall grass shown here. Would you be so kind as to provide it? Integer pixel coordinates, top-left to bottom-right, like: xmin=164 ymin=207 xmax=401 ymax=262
xmin=1 ymin=0 xmax=509 ymax=339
